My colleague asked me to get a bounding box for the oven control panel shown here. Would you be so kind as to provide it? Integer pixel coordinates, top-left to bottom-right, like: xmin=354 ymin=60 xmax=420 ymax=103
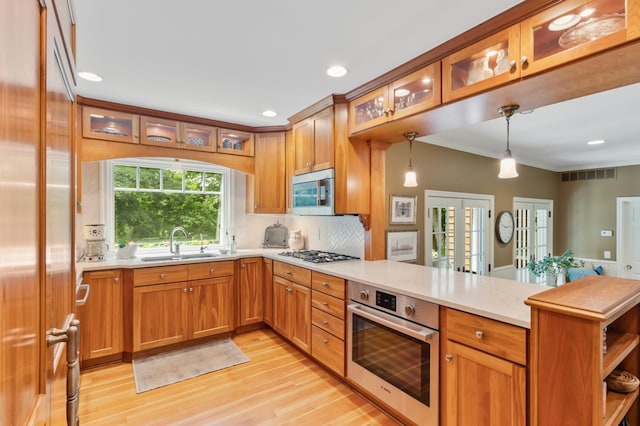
xmin=376 ymin=291 xmax=397 ymax=312
xmin=348 ymin=280 xmax=439 ymax=329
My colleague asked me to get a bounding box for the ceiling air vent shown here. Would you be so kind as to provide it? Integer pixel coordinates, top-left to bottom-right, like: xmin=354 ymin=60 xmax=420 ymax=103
xmin=561 ymin=168 xmax=616 ymax=182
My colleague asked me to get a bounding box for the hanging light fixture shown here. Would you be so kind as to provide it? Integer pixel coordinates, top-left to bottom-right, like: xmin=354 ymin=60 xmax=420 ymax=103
xmin=403 ymin=131 xmax=419 ymax=187
xmin=497 ymin=104 xmax=520 ymax=179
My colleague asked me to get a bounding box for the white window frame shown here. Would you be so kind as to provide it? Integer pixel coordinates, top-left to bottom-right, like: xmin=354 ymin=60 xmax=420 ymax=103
xmin=105 ymin=158 xmax=233 ymax=255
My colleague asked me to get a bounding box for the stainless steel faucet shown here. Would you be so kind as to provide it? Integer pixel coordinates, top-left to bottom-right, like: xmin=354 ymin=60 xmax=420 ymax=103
xmin=169 ymin=226 xmax=189 ymax=255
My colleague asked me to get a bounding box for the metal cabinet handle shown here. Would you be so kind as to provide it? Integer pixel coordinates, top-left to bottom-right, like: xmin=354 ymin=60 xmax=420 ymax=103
xmin=445 ymin=354 xmax=453 ymax=362
xmin=190 ymin=287 xmax=193 ymax=292
xmin=242 ymin=264 xmax=246 ymax=269
xmin=183 ymin=288 xmax=188 ymax=293
xmin=322 ymin=320 xmax=329 ymax=325
xmin=75 ymin=284 xmax=90 ymax=306
xmin=159 ymin=273 xmax=166 ymax=279
xmin=520 ymin=55 xmax=528 ymax=65
xmin=322 ymin=339 xmax=328 ymax=344
xmin=210 ymin=268 xmax=215 ymax=273
xmin=46 ymin=319 xmax=80 ymax=426
xmin=114 ymin=277 xmax=119 ymax=283
xmin=475 ymin=330 xmax=484 ymax=339
xmin=321 ymin=282 xmax=329 ymax=287
xmin=286 ymin=271 xmax=292 ymax=275
xmin=322 ymin=302 xmax=328 ymax=307
xmin=285 ymin=287 xmax=293 ymax=292
xmin=509 ymin=60 xmax=516 ymax=69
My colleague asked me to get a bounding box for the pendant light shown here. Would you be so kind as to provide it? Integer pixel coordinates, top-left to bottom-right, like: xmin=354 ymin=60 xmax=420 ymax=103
xmin=497 ymin=104 xmax=520 ymax=179
xmin=403 ymin=132 xmax=419 ymax=187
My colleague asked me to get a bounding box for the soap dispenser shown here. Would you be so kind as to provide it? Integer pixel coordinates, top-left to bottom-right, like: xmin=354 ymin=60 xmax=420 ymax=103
xmin=230 ymin=235 xmax=237 ymax=254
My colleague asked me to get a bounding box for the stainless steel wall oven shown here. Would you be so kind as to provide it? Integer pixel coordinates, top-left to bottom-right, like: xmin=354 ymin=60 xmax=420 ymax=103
xmin=347 ymin=281 xmax=439 ymax=425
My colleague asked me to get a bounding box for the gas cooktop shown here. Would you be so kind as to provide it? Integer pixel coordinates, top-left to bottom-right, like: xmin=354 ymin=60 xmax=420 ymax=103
xmin=278 ymin=250 xmax=360 ymax=264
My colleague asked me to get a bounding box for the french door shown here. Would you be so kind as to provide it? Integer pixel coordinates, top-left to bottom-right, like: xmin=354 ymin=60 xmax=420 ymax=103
xmin=617 ymin=197 xmax=640 ymax=279
xmin=513 ymin=198 xmax=553 ymax=270
xmin=426 ymin=191 xmax=493 ymax=275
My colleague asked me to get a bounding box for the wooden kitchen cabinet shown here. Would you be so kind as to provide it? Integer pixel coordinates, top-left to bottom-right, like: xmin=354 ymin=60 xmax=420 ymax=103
xmin=239 ymin=257 xmax=263 ymax=326
xmin=519 ymin=0 xmax=639 ymax=77
xmin=140 ymin=116 xmax=217 ymax=152
xmin=442 ymin=26 xmax=521 ymax=103
xmin=293 ymin=107 xmax=333 ymax=175
xmin=82 ymin=106 xmax=140 ymax=144
xmin=246 ymin=132 xmax=286 ymax=213
xmin=273 ymin=261 xmax=311 ymax=353
xmin=217 ymin=128 xmax=254 ymax=156
xmin=77 ymin=270 xmax=123 ymax=366
xmin=310 ymin=272 xmax=346 ymax=376
xmin=349 ymin=63 xmax=441 ymax=134
xmin=527 ymin=275 xmax=640 ymax=425
xmin=442 ymin=307 xmax=527 ymax=426
xmin=263 ymin=258 xmax=274 ymax=327
xmin=130 ymin=262 xmax=234 ymax=352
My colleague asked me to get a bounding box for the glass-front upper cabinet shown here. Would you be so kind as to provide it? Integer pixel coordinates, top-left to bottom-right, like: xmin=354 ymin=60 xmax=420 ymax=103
xmin=349 ymin=63 xmax=441 ymax=134
xmin=82 ymin=107 xmax=140 ymax=144
xmin=180 ymin=123 xmax=216 ymax=152
xmin=217 ymin=128 xmax=254 ymax=156
xmin=140 ymin=116 xmax=179 ymax=148
xmin=389 ymin=63 xmax=441 ymax=122
xmin=442 ymin=26 xmax=520 ymax=103
xmin=520 ymin=0 xmax=638 ymax=76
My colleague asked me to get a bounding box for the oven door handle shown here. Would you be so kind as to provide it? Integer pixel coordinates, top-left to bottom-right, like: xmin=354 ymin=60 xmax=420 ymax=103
xmin=348 ymin=303 xmax=437 ymax=342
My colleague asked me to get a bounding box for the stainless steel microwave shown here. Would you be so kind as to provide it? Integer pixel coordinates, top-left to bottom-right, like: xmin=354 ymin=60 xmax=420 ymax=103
xmin=292 ymin=168 xmax=335 ymax=215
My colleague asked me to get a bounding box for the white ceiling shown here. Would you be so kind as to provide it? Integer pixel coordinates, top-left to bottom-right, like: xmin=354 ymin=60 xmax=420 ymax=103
xmin=74 ymin=0 xmax=640 ymax=172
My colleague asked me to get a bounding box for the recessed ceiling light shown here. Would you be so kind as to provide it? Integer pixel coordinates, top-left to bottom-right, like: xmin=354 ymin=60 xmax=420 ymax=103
xmin=262 ymin=110 xmax=277 ymax=118
xmin=78 ymin=71 xmax=103 ymax=82
xmin=587 ymin=139 xmax=606 ymax=145
xmin=326 ymin=65 xmax=348 ymax=78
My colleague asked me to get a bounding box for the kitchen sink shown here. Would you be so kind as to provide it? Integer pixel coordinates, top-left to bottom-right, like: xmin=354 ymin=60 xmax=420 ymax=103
xmin=140 ymin=253 xmax=217 ymax=262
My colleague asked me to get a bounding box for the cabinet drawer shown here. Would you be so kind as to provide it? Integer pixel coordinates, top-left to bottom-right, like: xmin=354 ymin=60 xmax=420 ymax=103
xmin=188 ymin=261 xmax=234 ymax=280
xmin=312 ymin=307 xmax=345 ymax=340
xmin=311 ymin=272 xmax=345 ymax=299
xmin=312 ymin=326 xmax=345 ymax=376
xmin=133 ymin=265 xmax=188 ymax=287
xmin=273 ymin=261 xmax=311 ymax=287
xmin=312 ymin=290 xmax=345 ymax=320
xmin=445 ymin=308 xmax=527 ymax=365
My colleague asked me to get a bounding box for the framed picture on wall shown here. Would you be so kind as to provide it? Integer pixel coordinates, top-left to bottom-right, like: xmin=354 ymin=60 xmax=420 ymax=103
xmin=387 ymin=230 xmax=418 ymax=262
xmin=390 ymin=194 xmax=417 ymax=224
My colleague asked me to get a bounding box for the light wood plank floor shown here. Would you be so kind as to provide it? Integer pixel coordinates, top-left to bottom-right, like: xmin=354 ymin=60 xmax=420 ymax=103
xmin=79 ymin=329 xmax=401 ymax=425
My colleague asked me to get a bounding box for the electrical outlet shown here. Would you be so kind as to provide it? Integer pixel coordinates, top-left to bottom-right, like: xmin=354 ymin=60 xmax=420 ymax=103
xmin=604 ymin=250 xmax=611 ymax=259
xmin=600 ymin=230 xmax=613 ymax=237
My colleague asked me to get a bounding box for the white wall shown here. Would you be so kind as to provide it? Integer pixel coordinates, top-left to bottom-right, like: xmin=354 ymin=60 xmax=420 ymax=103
xmin=79 ymin=164 xmax=365 ymax=258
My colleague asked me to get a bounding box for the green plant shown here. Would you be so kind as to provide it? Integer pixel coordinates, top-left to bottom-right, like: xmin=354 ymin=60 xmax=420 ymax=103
xmin=527 ymin=250 xmax=585 ymax=277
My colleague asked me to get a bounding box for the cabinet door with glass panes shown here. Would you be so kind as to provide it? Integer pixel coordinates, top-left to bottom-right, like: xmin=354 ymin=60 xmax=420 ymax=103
xmin=520 ymin=0 xmax=639 ymax=77
xmin=83 ymin=107 xmax=140 ymax=144
xmin=388 ymin=62 xmax=441 ymax=122
xmin=217 ymin=128 xmax=254 ymax=156
xmin=442 ymin=26 xmax=521 ymax=103
xmin=140 ymin=116 xmax=216 ymax=152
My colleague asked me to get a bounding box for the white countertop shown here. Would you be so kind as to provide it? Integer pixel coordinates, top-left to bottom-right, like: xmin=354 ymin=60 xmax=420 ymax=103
xmin=78 ymin=249 xmax=547 ymax=329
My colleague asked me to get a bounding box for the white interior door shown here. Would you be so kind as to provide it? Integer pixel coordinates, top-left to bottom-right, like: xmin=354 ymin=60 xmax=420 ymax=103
xmin=426 ymin=191 xmax=493 ymax=275
xmin=617 ymin=197 xmax=640 ymax=279
xmin=513 ymin=198 xmax=553 ymax=269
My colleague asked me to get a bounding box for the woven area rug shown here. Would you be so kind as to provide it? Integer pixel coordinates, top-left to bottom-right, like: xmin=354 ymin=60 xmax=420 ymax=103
xmin=132 ymin=338 xmax=249 ymax=393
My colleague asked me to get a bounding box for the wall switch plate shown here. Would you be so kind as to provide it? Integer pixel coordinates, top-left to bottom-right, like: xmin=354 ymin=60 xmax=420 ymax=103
xmin=604 ymin=250 xmax=611 ymax=259
xmin=600 ymin=230 xmax=613 ymax=237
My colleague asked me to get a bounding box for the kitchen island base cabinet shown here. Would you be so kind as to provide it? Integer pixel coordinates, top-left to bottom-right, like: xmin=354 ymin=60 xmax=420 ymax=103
xmin=442 ymin=307 xmax=527 ymax=426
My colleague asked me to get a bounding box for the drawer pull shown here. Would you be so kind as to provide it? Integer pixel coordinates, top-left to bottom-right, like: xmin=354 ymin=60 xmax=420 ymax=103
xmin=322 ymin=320 xmax=329 ymax=325
xmin=322 ymin=282 xmax=329 ymax=287
xmin=475 ymin=330 xmax=484 ymax=339
xmin=286 ymin=271 xmax=292 ymax=275
xmin=210 ymin=268 xmax=215 ymax=273
xmin=445 ymin=354 xmax=453 ymax=362
xmin=160 ymin=273 xmax=166 ymax=279
xmin=183 ymin=288 xmax=188 ymax=293
xmin=322 ymin=302 xmax=328 ymax=307
xmin=285 ymin=287 xmax=293 ymax=293
xmin=322 ymin=339 xmax=328 ymax=344
xmin=114 ymin=277 xmax=119 ymax=283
